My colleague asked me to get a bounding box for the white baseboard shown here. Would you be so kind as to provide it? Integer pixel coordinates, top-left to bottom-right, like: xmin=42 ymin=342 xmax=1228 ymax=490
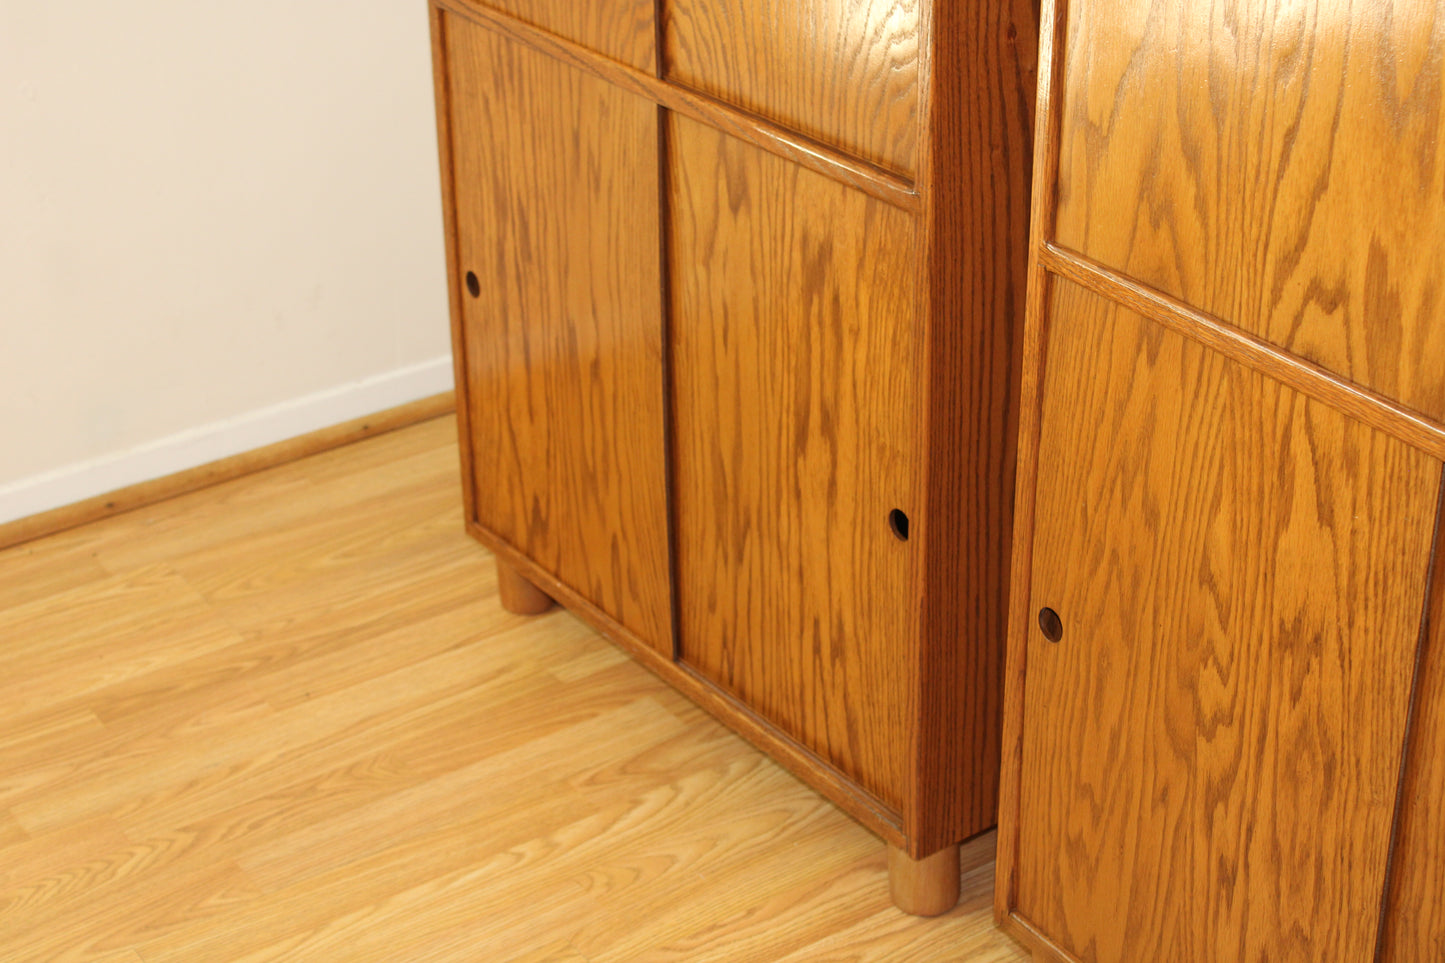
xmin=0 ymin=356 xmax=455 ymax=526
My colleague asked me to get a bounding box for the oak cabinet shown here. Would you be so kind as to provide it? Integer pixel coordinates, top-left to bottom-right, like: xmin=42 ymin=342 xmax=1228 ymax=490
xmin=431 ymin=0 xmax=1037 ymax=912
xmin=464 ymin=0 xmax=657 ymax=71
xmin=442 ymin=20 xmax=673 ymax=656
xmin=997 ymin=0 xmax=1445 ymax=958
xmin=663 ymin=0 xmax=922 ymax=175
xmin=667 ymin=115 xmax=922 ymax=812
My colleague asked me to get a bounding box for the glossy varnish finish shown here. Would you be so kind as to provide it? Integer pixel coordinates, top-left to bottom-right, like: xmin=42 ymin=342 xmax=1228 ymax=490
xmin=910 ymin=0 xmax=1039 ymax=854
xmin=467 ymin=0 xmax=656 ymax=72
xmin=668 ymin=114 xmax=920 ymax=810
xmin=1382 ymin=495 xmax=1445 ymax=961
xmin=443 ymin=17 xmax=673 ymax=655
xmin=435 ymin=0 xmax=919 ymax=210
xmin=998 ymin=0 xmax=1445 ymax=957
xmin=433 ymin=0 xmax=1037 ymax=905
xmin=1053 ymin=0 xmax=1445 ymax=423
xmin=664 ymin=0 xmax=921 ymax=176
xmin=1015 ymin=281 xmax=1438 ymax=961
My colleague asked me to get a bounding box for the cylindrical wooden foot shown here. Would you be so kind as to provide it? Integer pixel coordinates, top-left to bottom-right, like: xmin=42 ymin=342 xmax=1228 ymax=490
xmin=496 ymin=558 xmax=555 ymax=615
xmin=888 ymin=842 xmax=960 ymax=916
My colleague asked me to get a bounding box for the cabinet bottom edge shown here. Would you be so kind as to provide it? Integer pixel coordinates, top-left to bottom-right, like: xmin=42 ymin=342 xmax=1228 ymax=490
xmin=464 ymin=519 xmax=911 ymax=848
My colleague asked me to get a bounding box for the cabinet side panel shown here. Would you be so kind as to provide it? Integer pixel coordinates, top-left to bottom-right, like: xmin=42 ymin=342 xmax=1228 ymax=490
xmin=1015 ymin=279 xmax=1439 ymax=962
xmin=663 ymin=0 xmax=920 ymax=177
xmin=910 ymin=0 xmax=1039 ymax=853
xmin=1052 ymin=0 xmax=1445 ymax=423
xmin=463 ymin=0 xmax=656 ymax=72
xmin=1381 ymin=480 xmax=1445 ymax=961
xmin=668 ymin=115 xmax=920 ymax=810
xmin=446 ymin=18 xmax=673 ymax=654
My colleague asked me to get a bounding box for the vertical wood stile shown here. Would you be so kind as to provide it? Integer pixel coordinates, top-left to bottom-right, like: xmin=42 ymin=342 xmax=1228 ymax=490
xmin=995 ymin=0 xmax=1067 ymax=921
xmin=1379 ymin=470 xmax=1445 ymax=961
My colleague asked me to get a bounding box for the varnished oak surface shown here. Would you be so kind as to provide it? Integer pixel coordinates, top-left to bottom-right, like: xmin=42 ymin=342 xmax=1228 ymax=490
xmin=668 ymin=114 xmax=920 ymax=813
xmin=443 ymin=16 xmax=673 ymax=656
xmin=434 ymin=0 xmax=920 ymax=212
xmin=466 ymin=0 xmax=655 ymax=72
xmin=1015 ymin=283 xmax=1440 ymax=960
xmin=909 ymin=0 xmax=1038 ymax=853
xmin=434 ymin=0 xmax=1037 ymax=876
xmin=1382 ymin=493 xmax=1445 ymax=961
xmin=1037 ymin=245 xmax=1445 ymax=463
xmin=0 ymin=417 xmax=1029 ymax=962
xmin=999 ymin=0 xmax=1445 ymax=957
xmin=1053 ymin=0 xmax=1445 ymax=423
xmin=664 ymin=0 xmax=920 ymax=176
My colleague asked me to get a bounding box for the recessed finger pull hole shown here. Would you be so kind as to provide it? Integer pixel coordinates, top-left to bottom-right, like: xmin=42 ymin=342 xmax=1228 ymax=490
xmin=465 ymin=271 xmax=480 ymax=297
xmin=888 ymin=509 xmax=910 ymax=541
xmin=1038 ymin=607 xmax=1063 ymax=643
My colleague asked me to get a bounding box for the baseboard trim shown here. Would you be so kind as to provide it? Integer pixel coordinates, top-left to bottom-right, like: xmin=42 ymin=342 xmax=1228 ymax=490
xmin=0 ymin=390 xmax=456 ymax=553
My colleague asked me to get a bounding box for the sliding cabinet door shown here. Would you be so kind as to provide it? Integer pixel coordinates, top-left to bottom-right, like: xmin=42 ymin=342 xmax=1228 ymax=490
xmin=443 ymin=15 xmax=673 ymax=654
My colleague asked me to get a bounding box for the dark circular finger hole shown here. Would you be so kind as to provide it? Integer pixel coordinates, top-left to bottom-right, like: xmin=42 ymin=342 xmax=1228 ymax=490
xmin=465 ymin=271 xmax=481 ymax=297
xmin=888 ymin=509 xmax=910 ymax=541
xmin=1038 ymin=607 xmax=1063 ymax=643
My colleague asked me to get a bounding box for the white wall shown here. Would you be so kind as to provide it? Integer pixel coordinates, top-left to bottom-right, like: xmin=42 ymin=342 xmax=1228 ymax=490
xmin=0 ymin=1 xmax=454 ymax=523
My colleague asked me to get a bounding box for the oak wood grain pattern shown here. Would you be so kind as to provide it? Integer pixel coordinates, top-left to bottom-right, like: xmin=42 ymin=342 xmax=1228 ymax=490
xmin=1052 ymin=0 xmax=1445 ymax=423
xmin=664 ymin=0 xmax=921 ymax=176
xmin=461 ymin=0 xmax=655 ymax=71
xmin=1014 ymin=281 xmax=1439 ymax=962
xmin=0 ymin=392 xmax=455 ymax=554
xmin=472 ymin=520 xmax=908 ymax=844
xmin=444 ymin=16 xmax=673 ymax=655
xmin=432 ymin=4 xmax=480 ymax=540
xmin=994 ymin=0 xmax=1068 ymax=925
xmin=668 ymin=115 xmax=920 ymax=812
xmin=1381 ymin=479 xmax=1445 ymax=961
xmin=1041 ymin=244 xmax=1445 ymax=463
xmin=908 ymin=0 xmax=1038 ymax=854
xmin=434 ymin=0 xmax=920 ymax=211
xmin=0 ymin=417 xmax=1028 ymax=963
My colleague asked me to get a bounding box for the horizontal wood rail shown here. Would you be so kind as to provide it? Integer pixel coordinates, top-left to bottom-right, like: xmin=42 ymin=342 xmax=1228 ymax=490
xmin=1040 ymin=244 xmax=1445 ymax=463
xmin=433 ymin=0 xmax=922 ymax=213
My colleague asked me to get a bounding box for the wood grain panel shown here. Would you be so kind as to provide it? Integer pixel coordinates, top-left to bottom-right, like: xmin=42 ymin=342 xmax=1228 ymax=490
xmin=909 ymin=0 xmax=1038 ymax=853
xmin=668 ymin=115 xmax=920 ymax=811
xmin=1039 ymin=245 xmax=1445 ymax=463
xmin=664 ymin=0 xmax=920 ymax=176
xmin=1053 ymin=0 xmax=1445 ymax=423
xmin=443 ymin=16 xmax=673 ymax=655
xmin=457 ymin=0 xmax=656 ymax=72
xmin=1381 ymin=480 xmax=1445 ymax=961
xmin=434 ymin=0 xmax=919 ymax=211
xmin=1014 ymin=280 xmax=1439 ymax=962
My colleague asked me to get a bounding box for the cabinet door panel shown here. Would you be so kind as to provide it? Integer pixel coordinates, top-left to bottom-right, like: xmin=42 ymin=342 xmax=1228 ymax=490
xmin=466 ymin=0 xmax=656 ymax=72
xmin=1052 ymin=0 xmax=1445 ymax=421
xmin=444 ymin=16 xmax=673 ymax=654
xmin=664 ymin=0 xmax=920 ymax=176
xmin=1381 ymin=516 xmax=1445 ymax=961
xmin=1015 ymin=279 xmax=1440 ymax=962
xmin=668 ymin=115 xmax=919 ymax=809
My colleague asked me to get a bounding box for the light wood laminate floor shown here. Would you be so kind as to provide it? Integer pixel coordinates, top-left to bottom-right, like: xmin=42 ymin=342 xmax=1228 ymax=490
xmin=0 ymin=415 xmax=1028 ymax=962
